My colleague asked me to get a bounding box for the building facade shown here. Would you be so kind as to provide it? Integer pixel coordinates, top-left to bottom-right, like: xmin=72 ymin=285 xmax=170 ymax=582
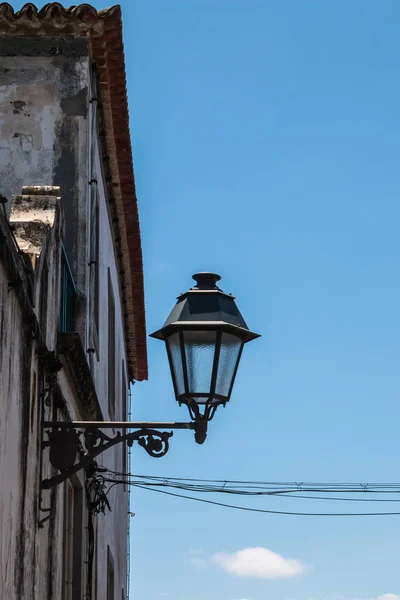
xmin=0 ymin=3 xmax=147 ymax=599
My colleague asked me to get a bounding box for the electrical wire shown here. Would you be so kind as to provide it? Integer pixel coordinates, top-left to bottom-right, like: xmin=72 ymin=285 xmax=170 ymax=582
xmin=241 ymin=493 xmax=400 ymax=502
xmin=98 ymin=470 xmax=400 ymax=514
xmin=104 ymin=470 xmax=400 ymax=489
xmin=107 ymin=471 xmax=400 ymax=489
xmin=122 ymin=482 xmax=400 ymax=495
xmin=102 ymin=472 xmax=400 ymax=498
xmin=129 ymin=483 xmax=400 ymax=517
xmin=111 ymin=482 xmax=400 ymax=502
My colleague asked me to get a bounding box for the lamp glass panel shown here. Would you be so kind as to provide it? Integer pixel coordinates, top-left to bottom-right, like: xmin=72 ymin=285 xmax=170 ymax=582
xmin=183 ymin=330 xmax=217 ymax=394
xmin=215 ymin=332 xmax=242 ymax=398
xmin=167 ymin=332 xmax=185 ymax=395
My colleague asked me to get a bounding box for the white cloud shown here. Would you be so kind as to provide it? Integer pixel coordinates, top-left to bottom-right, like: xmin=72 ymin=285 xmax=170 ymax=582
xmin=378 ymin=595 xmax=400 ymax=600
xmin=211 ymin=546 xmax=306 ymax=579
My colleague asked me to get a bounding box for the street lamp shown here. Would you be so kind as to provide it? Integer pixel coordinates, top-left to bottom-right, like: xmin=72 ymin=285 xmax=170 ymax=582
xmin=41 ymin=272 xmax=260 ymax=489
xmin=150 ymin=273 xmax=260 ymax=443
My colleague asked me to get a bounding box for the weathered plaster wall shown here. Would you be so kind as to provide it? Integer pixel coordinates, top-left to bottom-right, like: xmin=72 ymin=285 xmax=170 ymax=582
xmin=90 ymin=130 xmax=128 ymax=421
xmin=0 ymin=183 xmax=129 ymax=599
xmin=0 ymin=39 xmax=130 ymax=598
xmin=0 ymin=198 xmax=65 ymax=599
xmin=0 ymin=258 xmax=30 ymax=598
xmin=0 ymin=37 xmax=90 ymax=287
xmin=0 ymin=58 xmax=61 ymax=202
xmin=88 ymin=119 xmax=129 ymax=600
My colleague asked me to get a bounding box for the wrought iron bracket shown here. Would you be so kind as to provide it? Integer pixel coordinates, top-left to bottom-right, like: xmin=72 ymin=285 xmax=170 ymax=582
xmin=41 ymin=421 xmax=197 ymax=489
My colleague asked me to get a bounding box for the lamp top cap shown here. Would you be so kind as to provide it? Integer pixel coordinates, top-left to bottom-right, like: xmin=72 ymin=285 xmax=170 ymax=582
xmin=192 ymin=272 xmax=221 ymax=290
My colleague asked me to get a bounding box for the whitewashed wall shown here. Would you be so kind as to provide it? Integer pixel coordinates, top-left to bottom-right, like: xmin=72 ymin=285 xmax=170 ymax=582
xmin=87 ymin=111 xmax=130 ymax=600
xmin=0 ymin=42 xmax=131 ymax=600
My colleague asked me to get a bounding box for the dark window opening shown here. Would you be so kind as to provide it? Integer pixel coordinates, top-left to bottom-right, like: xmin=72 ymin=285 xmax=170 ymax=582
xmin=107 ymin=546 xmax=115 ymax=600
xmin=64 ymin=478 xmax=83 ymax=600
xmin=108 ymin=271 xmax=116 ymax=419
xmin=121 ymin=360 xmax=127 ymax=485
xmin=40 ymin=262 xmax=49 ymax=339
xmin=60 ymin=245 xmax=77 ymax=332
xmin=89 ymin=191 xmax=100 ymax=359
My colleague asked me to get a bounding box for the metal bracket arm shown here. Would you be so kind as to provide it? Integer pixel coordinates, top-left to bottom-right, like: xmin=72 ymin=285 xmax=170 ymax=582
xmin=41 ymin=421 xmax=196 ymax=490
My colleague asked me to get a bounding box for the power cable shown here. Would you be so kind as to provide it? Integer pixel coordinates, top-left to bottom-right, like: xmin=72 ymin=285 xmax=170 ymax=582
xmin=110 ymin=472 xmax=400 ymax=488
xmin=117 ymin=482 xmax=400 ymax=500
xmin=102 ymin=472 xmax=400 ymax=498
xmin=129 ymin=483 xmax=400 ymax=517
xmin=99 ymin=470 xmax=400 ymax=513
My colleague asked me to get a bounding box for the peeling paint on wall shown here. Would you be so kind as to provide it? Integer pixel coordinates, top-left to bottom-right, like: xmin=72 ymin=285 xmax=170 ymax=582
xmin=0 ymin=36 xmax=129 ymax=599
xmin=0 ymin=39 xmax=89 ymax=283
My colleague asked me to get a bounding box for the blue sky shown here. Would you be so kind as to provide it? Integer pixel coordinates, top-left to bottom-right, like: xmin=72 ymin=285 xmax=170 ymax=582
xmin=125 ymin=2 xmax=400 ymax=599
xmin=13 ymin=0 xmax=400 ymax=598
xmin=120 ymin=1 xmax=400 ymax=599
